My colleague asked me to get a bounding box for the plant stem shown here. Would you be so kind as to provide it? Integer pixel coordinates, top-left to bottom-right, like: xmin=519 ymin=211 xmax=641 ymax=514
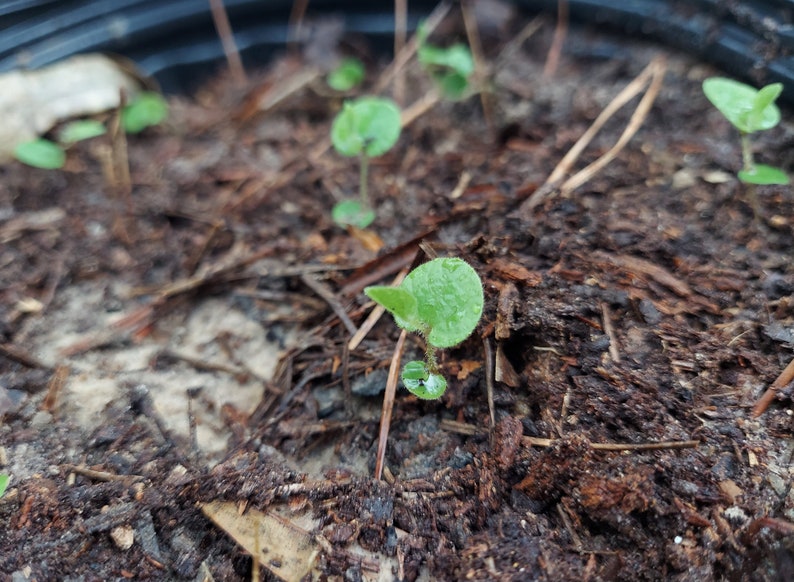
xmin=425 ymin=344 xmax=439 ymax=375
xmin=740 ymin=132 xmax=755 ymax=174
xmin=740 ymin=132 xmax=761 ymax=224
xmin=359 ymin=152 xmax=370 ymax=208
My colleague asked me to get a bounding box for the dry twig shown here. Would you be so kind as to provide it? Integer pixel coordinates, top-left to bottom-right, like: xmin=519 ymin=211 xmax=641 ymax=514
xmin=300 ymin=274 xmax=357 ymax=336
xmin=373 ymin=1 xmax=452 ymax=95
xmin=519 ymin=56 xmax=667 ymax=218
xmin=483 ymin=337 xmax=496 ymax=443
xmin=375 ymin=329 xmax=408 ymax=480
xmin=209 ymin=0 xmax=247 ymax=85
xmin=600 ymin=302 xmax=621 ymax=363
xmin=751 ymin=356 xmax=794 ymax=417
xmin=347 ymin=267 xmax=409 ymax=352
xmin=440 ymin=420 xmax=699 ymax=451
xmin=461 ymin=0 xmax=494 ymax=132
xmin=543 ymin=0 xmax=569 ymax=77
xmin=393 ymin=0 xmax=408 ymax=105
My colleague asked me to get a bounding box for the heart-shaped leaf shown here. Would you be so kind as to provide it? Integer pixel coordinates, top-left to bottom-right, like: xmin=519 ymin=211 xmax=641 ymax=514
xmin=400 ymin=258 xmax=483 ymax=348
xmin=330 ymin=97 xmax=402 ymax=157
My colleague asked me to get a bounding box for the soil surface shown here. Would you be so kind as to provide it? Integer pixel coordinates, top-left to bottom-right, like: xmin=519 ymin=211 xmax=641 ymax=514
xmin=1 ymin=12 xmax=794 ymax=582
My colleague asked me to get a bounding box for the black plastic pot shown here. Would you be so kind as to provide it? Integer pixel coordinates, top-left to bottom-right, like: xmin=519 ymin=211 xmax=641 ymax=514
xmin=1 ymin=1 xmax=793 ymax=101
xmin=0 ymin=0 xmax=438 ymax=93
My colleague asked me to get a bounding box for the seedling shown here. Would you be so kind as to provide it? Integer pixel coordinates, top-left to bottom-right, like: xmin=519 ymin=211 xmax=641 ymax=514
xmin=0 ymin=474 xmax=8 ymax=499
xmin=122 ymin=92 xmax=169 ymax=134
xmin=13 ymin=92 xmax=169 ymax=169
xmin=327 ymin=58 xmax=366 ymax=92
xmin=13 ymin=139 xmax=66 ymax=169
xmin=365 ymin=257 xmax=484 ymax=399
xmin=417 ymin=22 xmax=474 ymax=100
xmin=702 ymin=77 xmax=789 ymax=186
xmin=59 ymin=119 xmax=107 ymax=143
xmin=330 ymin=96 xmax=402 ymax=228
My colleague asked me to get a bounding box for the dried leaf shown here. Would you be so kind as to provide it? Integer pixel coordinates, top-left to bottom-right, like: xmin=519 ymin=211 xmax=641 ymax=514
xmin=201 ymin=501 xmax=319 ymax=582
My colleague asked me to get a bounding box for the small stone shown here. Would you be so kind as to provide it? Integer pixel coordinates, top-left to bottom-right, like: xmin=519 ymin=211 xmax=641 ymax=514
xmin=351 ymin=369 xmax=388 ymax=396
xmin=29 ymin=411 xmax=52 ymax=429
xmin=110 ymin=525 xmax=135 ymax=550
xmin=723 ymin=506 xmax=748 ymax=526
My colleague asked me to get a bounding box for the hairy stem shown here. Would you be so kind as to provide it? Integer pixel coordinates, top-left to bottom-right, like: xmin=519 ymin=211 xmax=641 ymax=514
xmin=425 ymin=344 xmax=439 ymax=375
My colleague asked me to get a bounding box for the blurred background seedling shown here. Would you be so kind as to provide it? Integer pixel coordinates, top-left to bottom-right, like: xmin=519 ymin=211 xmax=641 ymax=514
xmin=13 ymin=138 xmax=66 ymax=169
xmin=121 ymin=92 xmax=169 ymax=134
xmin=327 ymin=57 xmax=366 ymax=92
xmin=59 ymin=119 xmax=107 ymax=143
xmin=0 ymin=474 xmax=9 ymax=499
xmin=330 ymin=96 xmax=401 ymax=228
xmin=702 ymin=77 xmax=789 ymax=186
xmin=12 ymin=92 xmax=169 ymax=170
xmin=417 ymin=21 xmax=474 ymax=100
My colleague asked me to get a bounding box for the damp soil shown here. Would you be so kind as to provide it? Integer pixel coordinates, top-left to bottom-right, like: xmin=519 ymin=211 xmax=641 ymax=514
xmin=1 ymin=17 xmax=794 ymax=582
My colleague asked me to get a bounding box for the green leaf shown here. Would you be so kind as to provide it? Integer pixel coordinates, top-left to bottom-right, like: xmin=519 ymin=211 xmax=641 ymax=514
xmin=417 ymin=34 xmax=474 ymax=100
xmin=402 ymin=360 xmax=429 ymax=381
xmin=332 ymin=199 xmax=376 ymax=229
xmin=401 ymin=258 xmax=484 ymax=348
xmin=13 ymin=139 xmax=66 ymax=169
xmin=59 ymin=119 xmax=107 ymax=143
xmin=122 ymin=92 xmax=168 ymax=134
xmin=738 ymin=164 xmax=790 ymax=185
xmin=364 ymin=286 xmax=421 ymax=332
xmin=434 ymin=72 xmax=470 ymax=100
xmin=0 ymin=474 xmax=8 ymax=499
xmin=418 ymin=43 xmax=474 ymax=79
xmin=748 ymin=83 xmax=783 ymax=130
xmin=330 ymin=96 xmax=402 ymax=157
xmin=327 ymin=58 xmax=366 ymax=92
xmin=702 ymin=77 xmax=780 ymax=133
xmin=402 ymin=369 xmax=447 ymax=399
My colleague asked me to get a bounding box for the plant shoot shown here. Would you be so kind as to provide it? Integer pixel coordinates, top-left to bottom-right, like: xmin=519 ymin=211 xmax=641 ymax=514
xmin=59 ymin=119 xmax=107 ymax=143
xmin=13 ymin=91 xmax=168 ymax=170
xmin=702 ymin=77 xmax=789 ymax=186
xmin=122 ymin=92 xmax=169 ymax=134
xmin=417 ymin=22 xmax=474 ymax=100
xmin=327 ymin=58 xmax=366 ymax=92
xmin=330 ymin=96 xmax=401 ymax=228
xmin=365 ymin=257 xmax=484 ymax=399
xmin=13 ymin=139 xmax=66 ymax=169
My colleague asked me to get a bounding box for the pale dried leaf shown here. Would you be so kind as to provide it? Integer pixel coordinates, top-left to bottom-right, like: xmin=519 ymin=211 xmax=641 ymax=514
xmin=0 ymin=54 xmax=141 ymax=161
xmin=201 ymin=501 xmax=319 ymax=582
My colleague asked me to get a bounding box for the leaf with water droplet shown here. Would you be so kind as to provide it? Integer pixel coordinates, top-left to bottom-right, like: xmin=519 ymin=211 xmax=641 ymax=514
xmin=402 ymin=360 xmax=428 ymax=381
xmin=402 ymin=363 xmax=447 ymax=399
xmin=401 ymin=258 xmax=483 ymax=348
xmin=365 ymin=258 xmax=483 ymax=347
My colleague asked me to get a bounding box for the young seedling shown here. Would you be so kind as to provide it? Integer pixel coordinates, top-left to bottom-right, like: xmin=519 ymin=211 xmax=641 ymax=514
xmin=12 ymin=92 xmax=168 ymax=170
xmin=417 ymin=22 xmax=474 ymax=100
xmin=365 ymin=257 xmax=484 ymax=399
xmin=122 ymin=92 xmax=169 ymax=134
xmin=0 ymin=474 xmax=8 ymax=499
xmin=59 ymin=119 xmax=107 ymax=143
xmin=702 ymin=77 xmax=789 ymax=186
xmin=327 ymin=57 xmax=366 ymax=92
xmin=13 ymin=138 xmax=66 ymax=169
xmin=330 ymin=96 xmax=402 ymax=228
